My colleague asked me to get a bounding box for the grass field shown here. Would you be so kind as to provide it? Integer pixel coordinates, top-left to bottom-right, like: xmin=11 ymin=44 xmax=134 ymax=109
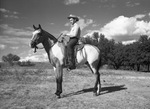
xmin=0 ymin=67 xmax=150 ymax=109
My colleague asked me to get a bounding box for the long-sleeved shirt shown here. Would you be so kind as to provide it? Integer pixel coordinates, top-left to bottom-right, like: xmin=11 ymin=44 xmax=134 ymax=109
xmin=67 ymin=23 xmax=81 ymax=39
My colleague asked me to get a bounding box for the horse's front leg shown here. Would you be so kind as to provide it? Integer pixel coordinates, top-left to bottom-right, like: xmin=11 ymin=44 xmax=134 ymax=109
xmin=54 ymin=63 xmax=63 ymax=98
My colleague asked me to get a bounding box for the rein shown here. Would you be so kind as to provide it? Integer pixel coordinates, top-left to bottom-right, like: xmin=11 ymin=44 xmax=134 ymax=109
xmin=49 ymin=33 xmax=63 ymax=48
xmin=33 ymin=45 xmax=44 ymax=53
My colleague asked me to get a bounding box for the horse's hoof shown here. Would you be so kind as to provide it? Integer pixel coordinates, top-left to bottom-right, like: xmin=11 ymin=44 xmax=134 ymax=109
xmin=56 ymin=95 xmax=61 ymax=99
xmin=93 ymin=92 xmax=100 ymax=96
xmin=55 ymin=92 xmax=62 ymax=99
xmin=55 ymin=94 xmax=61 ymax=99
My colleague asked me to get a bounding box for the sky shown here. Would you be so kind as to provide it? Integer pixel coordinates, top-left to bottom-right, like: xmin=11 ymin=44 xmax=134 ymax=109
xmin=0 ymin=0 xmax=150 ymax=62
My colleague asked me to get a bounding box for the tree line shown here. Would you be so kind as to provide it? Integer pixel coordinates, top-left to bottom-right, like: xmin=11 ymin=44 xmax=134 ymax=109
xmin=1 ymin=33 xmax=150 ymax=71
xmin=1 ymin=53 xmax=34 ymax=67
xmin=81 ymin=33 xmax=150 ymax=72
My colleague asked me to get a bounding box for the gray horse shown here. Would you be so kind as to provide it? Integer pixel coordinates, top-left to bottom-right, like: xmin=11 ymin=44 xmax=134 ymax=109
xmin=30 ymin=24 xmax=102 ymax=98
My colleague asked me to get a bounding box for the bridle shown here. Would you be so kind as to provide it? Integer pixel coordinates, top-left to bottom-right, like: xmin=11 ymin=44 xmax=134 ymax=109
xmin=33 ymin=33 xmax=63 ymax=53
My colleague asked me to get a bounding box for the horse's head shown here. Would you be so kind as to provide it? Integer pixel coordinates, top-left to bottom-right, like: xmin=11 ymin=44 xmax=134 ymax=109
xmin=30 ymin=24 xmax=45 ymax=48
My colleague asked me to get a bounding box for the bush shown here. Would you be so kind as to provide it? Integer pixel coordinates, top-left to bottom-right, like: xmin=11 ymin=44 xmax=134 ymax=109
xmin=18 ymin=60 xmax=35 ymax=67
xmin=2 ymin=53 xmax=20 ymax=66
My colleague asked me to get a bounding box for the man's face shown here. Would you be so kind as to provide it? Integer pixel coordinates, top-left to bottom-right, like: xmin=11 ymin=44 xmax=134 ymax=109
xmin=69 ymin=18 xmax=75 ymax=24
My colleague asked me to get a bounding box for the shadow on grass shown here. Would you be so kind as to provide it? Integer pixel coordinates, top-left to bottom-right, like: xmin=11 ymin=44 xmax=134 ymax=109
xmin=62 ymin=85 xmax=127 ymax=98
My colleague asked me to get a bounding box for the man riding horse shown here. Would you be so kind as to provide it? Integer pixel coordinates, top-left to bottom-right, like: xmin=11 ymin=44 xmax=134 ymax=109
xmin=63 ymin=14 xmax=81 ymax=70
xmin=30 ymin=15 xmax=101 ymax=98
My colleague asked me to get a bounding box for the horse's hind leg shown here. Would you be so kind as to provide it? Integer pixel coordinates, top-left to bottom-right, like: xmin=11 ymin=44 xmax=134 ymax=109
xmin=96 ymin=72 xmax=101 ymax=95
xmin=88 ymin=63 xmax=101 ymax=96
xmin=94 ymin=70 xmax=101 ymax=96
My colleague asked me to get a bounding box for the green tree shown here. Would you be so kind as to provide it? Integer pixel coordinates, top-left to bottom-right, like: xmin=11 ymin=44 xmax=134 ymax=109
xmin=2 ymin=53 xmax=20 ymax=65
xmin=123 ymin=35 xmax=150 ymax=71
xmin=138 ymin=35 xmax=150 ymax=71
xmin=107 ymin=43 xmax=125 ymax=69
xmin=98 ymin=34 xmax=115 ymax=65
xmin=123 ymin=43 xmax=137 ymax=70
xmin=129 ymin=42 xmax=142 ymax=71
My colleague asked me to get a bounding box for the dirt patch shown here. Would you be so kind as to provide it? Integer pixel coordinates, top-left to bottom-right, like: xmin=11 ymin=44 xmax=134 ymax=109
xmin=0 ymin=69 xmax=150 ymax=109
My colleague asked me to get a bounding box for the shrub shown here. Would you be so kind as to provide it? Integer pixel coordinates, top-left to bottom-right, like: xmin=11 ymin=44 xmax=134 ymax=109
xmin=18 ymin=60 xmax=35 ymax=67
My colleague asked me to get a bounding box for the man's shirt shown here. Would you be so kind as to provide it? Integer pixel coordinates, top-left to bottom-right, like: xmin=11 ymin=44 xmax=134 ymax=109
xmin=67 ymin=23 xmax=81 ymax=39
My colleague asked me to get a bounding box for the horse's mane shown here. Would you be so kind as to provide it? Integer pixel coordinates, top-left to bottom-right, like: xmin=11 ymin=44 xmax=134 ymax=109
xmin=42 ymin=29 xmax=57 ymax=43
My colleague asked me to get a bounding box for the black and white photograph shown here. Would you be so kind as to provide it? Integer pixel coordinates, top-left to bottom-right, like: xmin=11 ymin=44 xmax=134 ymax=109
xmin=0 ymin=0 xmax=150 ymax=108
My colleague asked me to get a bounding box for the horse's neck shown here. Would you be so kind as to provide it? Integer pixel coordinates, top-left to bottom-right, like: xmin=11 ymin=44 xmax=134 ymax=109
xmin=42 ymin=38 xmax=52 ymax=54
xmin=43 ymin=30 xmax=57 ymax=43
xmin=42 ymin=30 xmax=57 ymax=54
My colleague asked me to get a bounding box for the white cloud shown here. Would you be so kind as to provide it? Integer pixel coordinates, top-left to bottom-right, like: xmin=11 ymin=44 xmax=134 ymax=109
xmin=126 ymin=1 xmax=140 ymax=7
xmin=77 ymin=18 xmax=94 ymax=30
xmin=64 ymin=22 xmax=70 ymax=27
xmin=0 ymin=35 xmax=30 ymax=45
xmin=0 ymin=8 xmax=19 ymax=19
xmin=149 ymin=13 xmax=150 ymax=17
xmin=2 ymin=37 xmax=30 ymax=45
xmin=25 ymin=27 xmax=33 ymax=31
xmin=4 ymin=14 xmax=19 ymax=19
xmin=92 ymin=23 xmax=100 ymax=27
xmin=83 ymin=14 xmax=150 ymax=42
xmin=133 ymin=21 xmax=150 ymax=35
xmin=122 ymin=40 xmax=137 ymax=45
xmin=0 ymin=24 xmax=32 ymax=37
xmin=10 ymin=46 xmax=19 ymax=50
xmin=64 ymin=0 xmax=80 ymax=5
xmin=83 ymin=31 xmax=101 ymax=41
xmin=100 ymin=16 xmax=135 ymax=39
xmin=0 ymin=8 xmax=9 ymax=13
xmin=0 ymin=44 xmax=6 ymax=50
xmin=0 ymin=8 xmax=19 ymax=14
xmin=50 ymin=23 xmax=54 ymax=25
xmin=100 ymin=15 xmax=150 ymax=41
xmin=13 ymin=11 xmax=19 ymax=14
xmin=20 ymin=53 xmax=48 ymax=62
xmin=134 ymin=14 xmax=145 ymax=19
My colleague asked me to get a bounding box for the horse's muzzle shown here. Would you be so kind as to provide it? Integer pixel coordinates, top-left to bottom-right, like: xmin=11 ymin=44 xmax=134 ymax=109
xmin=30 ymin=41 xmax=36 ymax=48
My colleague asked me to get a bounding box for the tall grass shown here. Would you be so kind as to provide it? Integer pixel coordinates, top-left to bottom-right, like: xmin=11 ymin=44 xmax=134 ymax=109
xmin=0 ymin=69 xmax=48 ymax=84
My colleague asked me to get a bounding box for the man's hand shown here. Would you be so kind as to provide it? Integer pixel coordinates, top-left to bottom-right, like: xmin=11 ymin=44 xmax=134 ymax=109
xmin=62 ymin=33 xmax=67 ymax=37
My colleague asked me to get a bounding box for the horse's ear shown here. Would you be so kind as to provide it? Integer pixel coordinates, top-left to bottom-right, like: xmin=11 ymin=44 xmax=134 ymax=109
xmin=39 ymin=24 xmax=42 ymax=29
xmin=33 ymin=25 xmax=37 ymax=30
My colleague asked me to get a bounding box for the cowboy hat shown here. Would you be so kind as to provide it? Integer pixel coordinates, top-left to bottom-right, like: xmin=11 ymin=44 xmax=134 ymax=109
xmin=67 ymin=14 xmax=79 ymax=21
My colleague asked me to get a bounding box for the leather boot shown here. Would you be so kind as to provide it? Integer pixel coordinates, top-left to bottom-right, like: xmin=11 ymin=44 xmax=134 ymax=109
xmin=68 ymin=56 xmax=76 ymax=70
